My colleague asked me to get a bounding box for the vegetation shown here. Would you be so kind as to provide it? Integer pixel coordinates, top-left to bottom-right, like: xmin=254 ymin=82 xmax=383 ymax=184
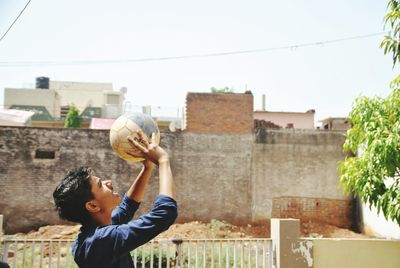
xmin=339 ymin=0 xmax=400 ymax=225
xmin=64 ymin=104 xmax=82 ymax=128
xmin=381 ymin=0 xmax=400 ymax=87
xmin=210 ymin=86 xmax=235 ymax=93
xmin=338 ymin=91 xmax=400 ymax=224
xmin=134 ymin=250 xmax=170 ymax=267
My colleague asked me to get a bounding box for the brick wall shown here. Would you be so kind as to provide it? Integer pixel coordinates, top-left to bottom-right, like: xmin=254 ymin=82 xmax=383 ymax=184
xmin=185 ymin=92 xmax=254 ymax=134
xmin=272 ymin=197 xmax=352 ymax=228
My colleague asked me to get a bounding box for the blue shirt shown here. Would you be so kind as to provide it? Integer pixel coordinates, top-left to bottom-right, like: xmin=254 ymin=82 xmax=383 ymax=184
xmin=72 ymin=194 xmax=178 ymax=268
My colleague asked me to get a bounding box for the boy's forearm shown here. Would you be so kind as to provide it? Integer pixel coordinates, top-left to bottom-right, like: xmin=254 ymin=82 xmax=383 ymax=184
xmin=158 ymin=159 xmax=176 ymax=199
xmin=127 ymin=162 xmax=154 ymax=202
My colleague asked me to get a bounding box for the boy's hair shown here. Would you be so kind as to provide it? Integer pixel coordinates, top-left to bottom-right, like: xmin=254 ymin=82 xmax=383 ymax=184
xmin=53 ymin=167 xmax=94 ymax=225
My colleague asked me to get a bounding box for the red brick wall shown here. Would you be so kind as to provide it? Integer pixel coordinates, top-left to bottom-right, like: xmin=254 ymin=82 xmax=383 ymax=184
xmin=272 ymin=196 xmax=352 ymax=228
xmin=185 ymin=92 xmax=254 ymax=134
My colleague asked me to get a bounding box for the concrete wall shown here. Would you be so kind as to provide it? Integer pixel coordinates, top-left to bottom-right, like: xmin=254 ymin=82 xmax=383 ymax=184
xmin=171 ymin=132 xmax=253 ymax=224
xmin=185 ymin=92 xmax=254 ymax=134
xmin=0 ymin=127 xmax=133 ymax=233
xmin=252 ymin=128 xmax=351 ymax=227
xmin=0 ymin=126 xmax=348 ymax=233
xmin=313 ymin=239 xmax=400 ymax=268
xmin=272 ymin=218 xmax=400 ymax=268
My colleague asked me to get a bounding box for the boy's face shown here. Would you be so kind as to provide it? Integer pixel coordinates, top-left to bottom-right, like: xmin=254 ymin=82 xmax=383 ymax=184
xmin=89 ymin=176 xmax=121 ymax=216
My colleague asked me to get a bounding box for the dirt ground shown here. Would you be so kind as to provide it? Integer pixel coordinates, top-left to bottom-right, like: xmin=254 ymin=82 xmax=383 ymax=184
xmin=11 ymin=219 xmax=372 ymax=240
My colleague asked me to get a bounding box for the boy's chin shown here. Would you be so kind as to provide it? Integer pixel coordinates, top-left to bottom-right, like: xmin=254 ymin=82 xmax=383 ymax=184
xmin=114 ymin=195 xmax=122 ymax=204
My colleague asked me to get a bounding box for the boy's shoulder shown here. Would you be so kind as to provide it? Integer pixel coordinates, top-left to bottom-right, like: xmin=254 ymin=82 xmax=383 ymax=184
xmin=73 ymin=224 xmax=119 ymax=266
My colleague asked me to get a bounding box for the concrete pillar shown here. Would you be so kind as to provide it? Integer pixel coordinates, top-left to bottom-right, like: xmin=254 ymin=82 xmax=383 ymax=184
xmin=271 ymin=218 xmax=312 ymax=268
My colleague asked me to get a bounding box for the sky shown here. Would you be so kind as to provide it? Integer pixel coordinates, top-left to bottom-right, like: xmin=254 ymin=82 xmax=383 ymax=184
xmin=0 ymin=0 xmax=398 ymax=124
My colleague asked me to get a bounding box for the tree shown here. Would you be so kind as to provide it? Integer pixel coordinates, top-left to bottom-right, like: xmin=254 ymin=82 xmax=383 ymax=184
xmin=210 ymin=86 xmax=235 ymax=93
xmin=381 ymin=0 xmax=400 ymax=87
xmin=339 ymin=0 xmax=400 ymax=225
xmin=338 ymin=91 xmax=400 ymax=224
xmin=64 ymin=104 xmax=82 ymax=128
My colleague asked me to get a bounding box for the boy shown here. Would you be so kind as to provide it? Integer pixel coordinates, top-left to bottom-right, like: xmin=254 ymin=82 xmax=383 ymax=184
xmin=53 ymin=131 xmax=177 ymax=268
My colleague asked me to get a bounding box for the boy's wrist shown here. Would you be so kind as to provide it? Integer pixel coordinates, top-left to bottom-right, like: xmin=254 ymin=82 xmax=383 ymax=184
xmin=143 ymin=160 xmax=155 ymax=169
xmin=158 ymin=157 xmax=170 ymax=165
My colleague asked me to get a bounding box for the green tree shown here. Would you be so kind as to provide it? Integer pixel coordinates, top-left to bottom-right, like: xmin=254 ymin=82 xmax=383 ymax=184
xmin=64 ymin=104 xmax=82 ymax=128
xmin=381 ymin=0 xmax=400 ymax=86
xmin=338 ymin=91 xmax=400 ymax=224
xmin=339 ymin=0 xmax=400 ymax=225
xmin=210 ymin=86 xmax=235 ymax=93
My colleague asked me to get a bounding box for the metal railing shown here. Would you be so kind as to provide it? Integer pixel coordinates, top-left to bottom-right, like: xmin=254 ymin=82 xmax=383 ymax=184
xmin=1 ymin=239 xmax=75 ymax=268
xmin=1 ymin=238 xmax=273 ymax=268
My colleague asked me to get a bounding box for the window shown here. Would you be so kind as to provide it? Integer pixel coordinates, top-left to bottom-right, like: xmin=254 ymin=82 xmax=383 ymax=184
xmin=60 ymin=106 xmax=70 ymax=118
xmin=35 ymin=150 xmax=55 ymax=159
xmin=106 ymin=94 xmax=119 ymax=105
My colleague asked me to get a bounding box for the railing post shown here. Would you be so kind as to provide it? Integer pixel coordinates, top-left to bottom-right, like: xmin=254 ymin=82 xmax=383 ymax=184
xmin=172 ymin=239 xmax=183 ymax=268
xmin=0 ymin=214 xmax=4 ymax=262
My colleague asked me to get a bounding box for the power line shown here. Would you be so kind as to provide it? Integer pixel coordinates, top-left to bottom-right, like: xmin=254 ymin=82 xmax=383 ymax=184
xmin=0 ymin=31 xmax=386 ymax=67
xmin=0 ymin=0 xmax=33 ymax=43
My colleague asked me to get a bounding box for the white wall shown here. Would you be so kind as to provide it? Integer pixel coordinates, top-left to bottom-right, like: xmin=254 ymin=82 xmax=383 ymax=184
xmin=4 ymin=88 xmax=57 ymax=117
xmin=57 ymin=88 xmax=105 ymax=109
xmin=254 ymin=111 xmax=315 ymax=129
xmin=49 ymin=81 xmax=113 ymax=91
xmin=363 ymin=203 xmax=400 ymax=239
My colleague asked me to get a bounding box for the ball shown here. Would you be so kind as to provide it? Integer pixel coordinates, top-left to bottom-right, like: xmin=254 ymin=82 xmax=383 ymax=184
xmin=109 ymin=112 xmax=160 ymax=162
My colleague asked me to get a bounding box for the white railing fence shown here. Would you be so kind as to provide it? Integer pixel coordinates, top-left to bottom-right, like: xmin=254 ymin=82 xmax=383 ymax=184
xmin=1 ymin=238 xmax=273 ymax=268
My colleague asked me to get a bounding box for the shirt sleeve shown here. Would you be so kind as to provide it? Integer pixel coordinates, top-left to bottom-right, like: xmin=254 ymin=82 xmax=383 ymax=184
xmin=97 ymin=195 xmax=178 ymax=260
xmin=111 ymin=194 xmax=140 ymax=225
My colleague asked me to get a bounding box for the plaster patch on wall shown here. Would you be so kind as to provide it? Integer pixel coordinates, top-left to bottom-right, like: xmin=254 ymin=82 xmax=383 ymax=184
xmin=291 ymin=240 xmax=313 ymax=267
xmin=262 ymin=198 xmax=273 ymax=215
xmin=252 ymin=198 xmax=273 ymax=218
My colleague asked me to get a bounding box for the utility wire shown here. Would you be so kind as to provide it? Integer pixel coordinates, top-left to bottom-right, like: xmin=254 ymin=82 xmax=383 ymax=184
xmin=0 ymin=0 xmax=33 ymax=43
xmin=0 ymin=31 xmax=386 ymax=67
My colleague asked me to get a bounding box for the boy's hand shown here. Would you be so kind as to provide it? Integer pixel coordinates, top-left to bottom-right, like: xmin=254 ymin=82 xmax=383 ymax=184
xmin=127 ymin=130 xmax=169 ymax=165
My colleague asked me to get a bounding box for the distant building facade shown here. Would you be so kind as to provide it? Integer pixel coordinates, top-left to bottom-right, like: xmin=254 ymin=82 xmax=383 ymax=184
xmin=320 ymin=117 xmax=350 ymax=130
xmin=0 ymin=109 xmax=34 ymax=126
xmin=185 ymin=91 xmax=317 ymax=132
xmin=4 ymin=77 xmax=126 ymax=127
xmin=254 ymin=109 xmax=315 ymax=129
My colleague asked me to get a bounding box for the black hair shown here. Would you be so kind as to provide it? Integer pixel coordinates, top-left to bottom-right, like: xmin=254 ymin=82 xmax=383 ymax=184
xmin=53 ymin=167 xmax=94 ymax=225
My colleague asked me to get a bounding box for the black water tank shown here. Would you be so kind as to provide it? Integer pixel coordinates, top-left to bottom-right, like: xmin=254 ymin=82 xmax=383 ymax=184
xmin=36 ymin=77 xmax=50 ymax=89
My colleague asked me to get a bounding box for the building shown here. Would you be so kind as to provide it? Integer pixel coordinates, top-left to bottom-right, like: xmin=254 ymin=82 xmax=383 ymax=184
xmin=184 ymin=91 xmax=317 ymax=132
xmin=4 ymin=77 xmax=126 ymax=127
xmin=185 ymin=91 xmax=254 ymax=134
xmin=320 ymin=117 xmax=350 ymax=130
xmin=0 ymin=109 xmax=34 ymax=126
xmin=254 ymin=109 xmax=316 ymax=129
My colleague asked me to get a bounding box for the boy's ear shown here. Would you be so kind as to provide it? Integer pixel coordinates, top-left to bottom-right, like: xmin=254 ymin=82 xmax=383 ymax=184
xmin=85 ymin=200 xmax=100 ymax=213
